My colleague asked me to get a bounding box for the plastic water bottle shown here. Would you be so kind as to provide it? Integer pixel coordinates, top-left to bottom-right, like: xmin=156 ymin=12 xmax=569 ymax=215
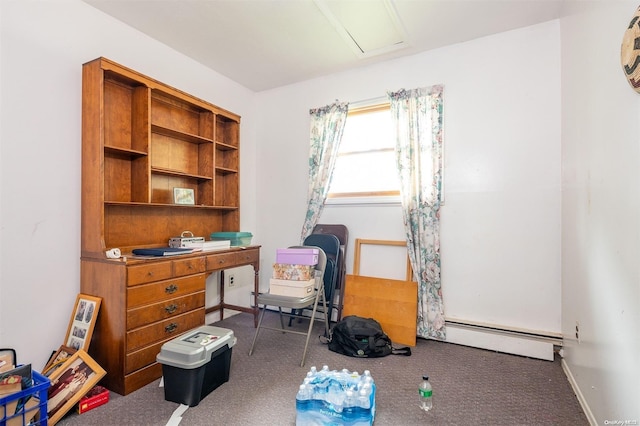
xmin=419 ymin=375 xmax=433 ymax=411
xmin=357 ymin=387 xmax=370 ymax=409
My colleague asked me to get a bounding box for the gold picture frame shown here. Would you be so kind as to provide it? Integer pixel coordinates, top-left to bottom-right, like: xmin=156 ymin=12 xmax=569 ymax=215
xmin=173 ymin=187 xmax=195 ymax=205
xmin=47 ymin=350 xmax=106 ymax=425
xmin=64 ymin=294 xmax=101 ymax=352
xmin=353 ymin=238 xmax=414 ymax=281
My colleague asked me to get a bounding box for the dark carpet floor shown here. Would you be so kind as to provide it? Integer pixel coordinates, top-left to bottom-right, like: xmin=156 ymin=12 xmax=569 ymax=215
xmin=57 ymin=311 xmax=587 ymax=425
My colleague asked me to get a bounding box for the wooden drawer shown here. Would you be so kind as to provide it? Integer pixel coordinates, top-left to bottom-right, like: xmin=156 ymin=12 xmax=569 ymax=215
xmin=127 ymin=274 xmax=205 ymax=309
xmin=127 ymin=291 xmax=205 ymax=329
xmin=206 ymin=251 xmax=238 ymax=270
xmin=124 ymin=362 xmax=163 ymax=396
xmin=128 ymin=261 xmax=172 ymax=286
xmin=125 ymin=338 xmax=170 ymax=374
xmin=173 ymin=256 xmax=205 ymax=277
xmin=126 ymin=308 xmax=204 ymax=352
xmin=235 ymin=249 xmax=259 ymax=265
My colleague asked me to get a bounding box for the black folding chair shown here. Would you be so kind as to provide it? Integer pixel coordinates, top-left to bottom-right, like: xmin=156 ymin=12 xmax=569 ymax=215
xmin=312 ymin=224 xmax=348 ymax=320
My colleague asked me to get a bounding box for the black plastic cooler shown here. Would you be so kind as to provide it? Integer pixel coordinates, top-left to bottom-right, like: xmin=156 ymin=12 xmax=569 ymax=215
xmin=156 ymin=325 xmax=236 ymax=406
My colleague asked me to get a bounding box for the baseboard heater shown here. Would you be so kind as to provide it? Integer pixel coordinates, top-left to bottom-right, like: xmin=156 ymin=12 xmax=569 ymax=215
xmin=444 ymin=318 xmax=562 ymax=361
xmin=246 ymin=294 xmax=562 ymax=361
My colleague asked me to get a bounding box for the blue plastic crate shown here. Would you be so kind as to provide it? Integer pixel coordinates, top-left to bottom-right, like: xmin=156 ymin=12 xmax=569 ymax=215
xmin=0 ymin=370 xmax=50 ymax=426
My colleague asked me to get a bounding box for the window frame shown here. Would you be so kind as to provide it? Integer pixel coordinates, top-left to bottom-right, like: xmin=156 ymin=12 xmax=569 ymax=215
xmin=327 ymin=101 xmax=400 ymax=205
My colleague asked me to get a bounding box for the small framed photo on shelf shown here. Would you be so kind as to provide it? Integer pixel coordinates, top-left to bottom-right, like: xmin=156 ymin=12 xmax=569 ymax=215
xmin=47 ymin=350 xmax=106 ymax=425
xmin=173 ymin=187 xmax=195 ymax=205
xmin=64 ymin=294 xmax=101 ymax=352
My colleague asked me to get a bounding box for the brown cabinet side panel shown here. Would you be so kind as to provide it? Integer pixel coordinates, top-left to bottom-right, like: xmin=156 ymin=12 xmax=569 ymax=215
xmin=81 ymin=60 xmax=107 ymax=257
xmin=81 ymin=259 xmax=127 ymax=394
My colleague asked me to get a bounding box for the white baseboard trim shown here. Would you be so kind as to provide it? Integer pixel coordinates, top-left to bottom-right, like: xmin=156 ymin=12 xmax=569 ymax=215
xmin=561 ymin=358 xmax=597 ymax=425
xmin=444 ymin=322 xmax=556 ymax=361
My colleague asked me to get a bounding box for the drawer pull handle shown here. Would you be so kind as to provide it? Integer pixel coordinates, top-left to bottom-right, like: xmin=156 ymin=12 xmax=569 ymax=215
xmin=165 ymin=323 xmax=178 ymax=333
xmin=165 ymin=284 xmax=178 ymax=294
xmin=165 ymin=304 xmax=178 ymax=314
xmin=218 ymin=259 xmax=226 ymax=264
xmin=147 ymin=271 xmax=154 ymax=277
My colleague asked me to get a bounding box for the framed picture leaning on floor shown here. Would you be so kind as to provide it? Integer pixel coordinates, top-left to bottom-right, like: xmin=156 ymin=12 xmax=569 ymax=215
xmin=43 ymin=345 xmax=77 ymax=376
xmin=63 ymin=294 xmax=101 ymax=352
xmin=47 ymin=349 xmax=106 ymax=425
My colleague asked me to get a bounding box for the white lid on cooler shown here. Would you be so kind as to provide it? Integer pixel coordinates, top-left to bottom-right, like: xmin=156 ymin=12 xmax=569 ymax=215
xmin=156 ymin=325 xmax=236 ymax=369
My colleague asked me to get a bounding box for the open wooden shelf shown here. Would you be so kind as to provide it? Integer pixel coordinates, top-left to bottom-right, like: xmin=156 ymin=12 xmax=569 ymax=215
xmin=82 ymin=57 xmax=242 ymax=256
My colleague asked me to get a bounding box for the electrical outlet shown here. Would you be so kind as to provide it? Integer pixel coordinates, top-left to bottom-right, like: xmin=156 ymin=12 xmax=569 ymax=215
xmin=575 ymin=321 xmax=580 ymax=344
xmin=228 ymin=273 xmax=235 ymax=287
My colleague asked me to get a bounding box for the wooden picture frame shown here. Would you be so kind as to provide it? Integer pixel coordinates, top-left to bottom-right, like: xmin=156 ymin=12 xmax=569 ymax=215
xmin=353 ymin=238 xmax=414 ymax=281
xmin=64 ymin=294 xmax=101 ymax=352
xmin=43 ymin=345 xmax=77 ymax=376
xmin=47 ymin=350 xmax=106 ymax=425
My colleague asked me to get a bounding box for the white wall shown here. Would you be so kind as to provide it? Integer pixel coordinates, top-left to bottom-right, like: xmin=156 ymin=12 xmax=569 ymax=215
xmin=254 ymin=21 xmax=562 ymax=340
xmin=561 ymin=1 xmax=640 ymax=423
xmin=0 ymin=0 xmax=257 ymax=369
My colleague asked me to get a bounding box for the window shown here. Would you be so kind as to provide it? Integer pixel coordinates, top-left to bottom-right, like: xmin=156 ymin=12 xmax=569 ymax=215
xmin=328 ymin=103 xmax=400 ymax=203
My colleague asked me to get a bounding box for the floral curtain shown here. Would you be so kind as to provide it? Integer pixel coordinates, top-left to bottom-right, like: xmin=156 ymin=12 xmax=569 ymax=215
xmin=300 ymin=101 xmax=349 ymax=242
xmin=388 ymin=85 xmax=445 ymax=340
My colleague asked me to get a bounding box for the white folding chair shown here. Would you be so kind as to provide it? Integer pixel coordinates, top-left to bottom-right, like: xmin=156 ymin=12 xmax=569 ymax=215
xmin=248 ymin=246 xmax=329 ymax=367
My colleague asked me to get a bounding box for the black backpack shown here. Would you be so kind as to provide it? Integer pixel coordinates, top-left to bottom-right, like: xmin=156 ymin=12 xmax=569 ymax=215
xmin=328 ymin=315 xmax=411 ymax=358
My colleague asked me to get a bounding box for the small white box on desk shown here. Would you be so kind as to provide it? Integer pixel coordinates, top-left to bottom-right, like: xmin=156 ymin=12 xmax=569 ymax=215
xmin=269 ymin=278 xmax=315 ymax=297
xmin=192 ymin=240 xmax=231 ymax=251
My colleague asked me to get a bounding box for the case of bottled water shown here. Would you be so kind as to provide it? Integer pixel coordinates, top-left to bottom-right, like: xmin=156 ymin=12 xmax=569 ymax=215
xmin=295 ymin=365 xmax=376 ymax=426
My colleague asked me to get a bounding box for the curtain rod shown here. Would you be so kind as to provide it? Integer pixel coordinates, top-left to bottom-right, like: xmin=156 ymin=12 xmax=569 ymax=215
xmin=348 ymin=95 xmax=387 ymax=109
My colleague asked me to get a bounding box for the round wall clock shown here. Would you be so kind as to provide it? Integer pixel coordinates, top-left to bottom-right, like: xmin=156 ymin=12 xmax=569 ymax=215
xmin=622 ymin=6 xmax=640 ymax=92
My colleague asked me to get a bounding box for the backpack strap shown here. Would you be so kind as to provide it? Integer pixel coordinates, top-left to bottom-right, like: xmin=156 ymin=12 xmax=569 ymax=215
xmin=391 ymin=346 xmax=412 ymax=356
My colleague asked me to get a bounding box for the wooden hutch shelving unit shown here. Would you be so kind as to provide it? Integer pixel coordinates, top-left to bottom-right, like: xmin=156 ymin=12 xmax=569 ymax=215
xmin=80 ymin=57 xmax=259 ymax=395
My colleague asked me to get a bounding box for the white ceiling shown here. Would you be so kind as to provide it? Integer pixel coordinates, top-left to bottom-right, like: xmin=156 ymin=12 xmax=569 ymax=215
xmin=83 ymin=0 xmax=566 ymax=92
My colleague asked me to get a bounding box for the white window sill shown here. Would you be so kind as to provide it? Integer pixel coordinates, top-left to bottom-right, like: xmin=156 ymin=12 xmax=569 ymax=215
xmin=325 ymin=195 xmax=401 ymax=206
